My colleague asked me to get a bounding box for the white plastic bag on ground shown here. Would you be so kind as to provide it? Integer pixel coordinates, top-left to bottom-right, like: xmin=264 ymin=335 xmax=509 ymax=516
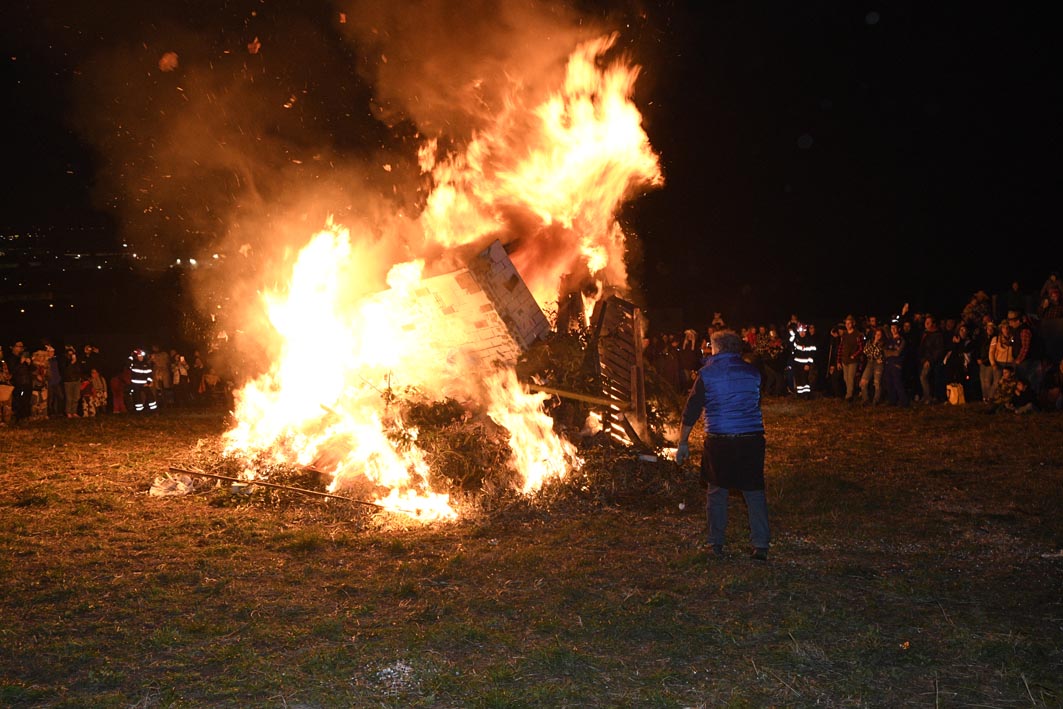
xmin=150 ymin=473 xmax=196 ymax=496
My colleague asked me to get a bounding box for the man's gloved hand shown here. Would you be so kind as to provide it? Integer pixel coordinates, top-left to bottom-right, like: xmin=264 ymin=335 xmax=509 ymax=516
xmin=675 ymin=442 xmax=690 ymax=465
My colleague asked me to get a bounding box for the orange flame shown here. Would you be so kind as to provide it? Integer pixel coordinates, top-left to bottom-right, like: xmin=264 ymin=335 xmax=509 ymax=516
xmin=420 ymin=33 xmax=662 ymax=309
xmin=221 ymin=34 xmax=661 ymax=521
xmin=484 ymin=368 xmax=580 ymax=493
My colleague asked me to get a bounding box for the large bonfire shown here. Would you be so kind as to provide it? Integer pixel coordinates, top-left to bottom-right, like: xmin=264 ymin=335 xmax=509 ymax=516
xmin=219 ymin=34 xmax=662 ymax=521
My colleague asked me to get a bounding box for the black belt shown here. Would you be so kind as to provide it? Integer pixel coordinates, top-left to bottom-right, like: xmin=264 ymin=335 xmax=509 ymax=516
xmin=709 ymin=431 xmax=764 ymax=439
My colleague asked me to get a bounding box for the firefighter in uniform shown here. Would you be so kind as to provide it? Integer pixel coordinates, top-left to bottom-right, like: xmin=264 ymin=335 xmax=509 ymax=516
xmin=128 ymin=348 xmax=158 ymax=413
xmin=791 ymin=323 xmax=818 ymax=397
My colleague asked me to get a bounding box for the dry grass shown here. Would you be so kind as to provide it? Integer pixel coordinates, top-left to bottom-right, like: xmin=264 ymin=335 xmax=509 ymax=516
xmin=1 ymin=399 xmax=1061 ymax=708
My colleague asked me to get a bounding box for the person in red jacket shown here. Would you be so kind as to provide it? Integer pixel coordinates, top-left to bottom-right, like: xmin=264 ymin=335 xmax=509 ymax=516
xmin=110 ymin=368 xmax=131 ymax=414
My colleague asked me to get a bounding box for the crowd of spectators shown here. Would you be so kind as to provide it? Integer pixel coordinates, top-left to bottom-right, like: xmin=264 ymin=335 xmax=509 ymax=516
xmin=645 ymin=272 xmax=1063 ymax=415
xmin=4 ymin=272 xmax=1062 ymax=426
xmin=0 ymin=337 xmax=232 ymax=425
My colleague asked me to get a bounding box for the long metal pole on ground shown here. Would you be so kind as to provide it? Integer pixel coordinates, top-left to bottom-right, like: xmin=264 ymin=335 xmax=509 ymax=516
xmin=168 ymin=465 xmax=387 ymax=510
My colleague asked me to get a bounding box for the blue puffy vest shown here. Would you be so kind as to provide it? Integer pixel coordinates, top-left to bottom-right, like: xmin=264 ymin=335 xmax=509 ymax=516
xmin=698 ymin=352 xmax=764 ymax=435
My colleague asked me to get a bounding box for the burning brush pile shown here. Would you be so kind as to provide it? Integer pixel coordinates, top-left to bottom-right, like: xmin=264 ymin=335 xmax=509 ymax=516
xmin=165 ymin=286 xmax=693 ymax=523
xmin=163 ymin=33 xmax=694 ymax=522
xmin=167 ymin=361 xmax=692 ymax=525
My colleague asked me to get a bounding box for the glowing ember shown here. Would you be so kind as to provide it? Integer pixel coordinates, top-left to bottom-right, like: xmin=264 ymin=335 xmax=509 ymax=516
xmin=158 ymin=52 xmax=179 ymax=72
xmin=221 ymin=34 xmax=661 ymax=521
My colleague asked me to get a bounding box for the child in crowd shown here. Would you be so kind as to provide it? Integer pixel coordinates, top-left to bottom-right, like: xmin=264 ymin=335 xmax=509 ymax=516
xmin=984 ymin=366 xmax=1018 ymax=414
xmin=1005 ymin=377 xmax=1037 ymax=414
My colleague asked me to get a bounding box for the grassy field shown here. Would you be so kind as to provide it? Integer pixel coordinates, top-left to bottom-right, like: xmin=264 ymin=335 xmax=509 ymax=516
xmin=1 ymin=399 xmax=1061 ymax=708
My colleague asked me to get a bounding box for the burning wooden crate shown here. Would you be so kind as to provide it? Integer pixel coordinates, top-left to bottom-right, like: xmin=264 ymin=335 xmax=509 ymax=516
xmin=390 ymin=239 xmax=551 ymax=367
xmin=373 ymin=240 xmax=651 ymax=451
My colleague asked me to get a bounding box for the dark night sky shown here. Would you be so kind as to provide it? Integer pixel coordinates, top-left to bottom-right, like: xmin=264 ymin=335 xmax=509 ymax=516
xmin=1 ymin=1 xmax=1058 ymax=331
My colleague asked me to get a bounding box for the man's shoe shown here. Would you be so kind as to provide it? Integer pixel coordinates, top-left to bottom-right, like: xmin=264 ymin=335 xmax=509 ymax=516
xmin=706 ymin=544 xmax=725 ymax=559
xmin=750 ymin=548 xmax=769 ymax=561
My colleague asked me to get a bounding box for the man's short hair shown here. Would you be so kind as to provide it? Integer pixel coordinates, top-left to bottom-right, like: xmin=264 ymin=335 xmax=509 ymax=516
xmin=710 ymin=330 xmax=745 ymax=355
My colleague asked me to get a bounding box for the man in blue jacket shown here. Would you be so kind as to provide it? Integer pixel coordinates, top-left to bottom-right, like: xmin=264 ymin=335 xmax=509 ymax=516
xmin=676 ymin=330 xmax=770 ymax=561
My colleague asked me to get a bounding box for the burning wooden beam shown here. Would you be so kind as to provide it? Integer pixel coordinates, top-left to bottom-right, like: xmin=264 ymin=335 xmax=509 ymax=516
xmin=524 ymin=383 xmax=632 ymax=411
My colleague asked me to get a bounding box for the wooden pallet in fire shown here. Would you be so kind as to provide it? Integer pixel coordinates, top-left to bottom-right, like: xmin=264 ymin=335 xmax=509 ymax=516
xmin=590 ymin=295 xmax=649 ymax=449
